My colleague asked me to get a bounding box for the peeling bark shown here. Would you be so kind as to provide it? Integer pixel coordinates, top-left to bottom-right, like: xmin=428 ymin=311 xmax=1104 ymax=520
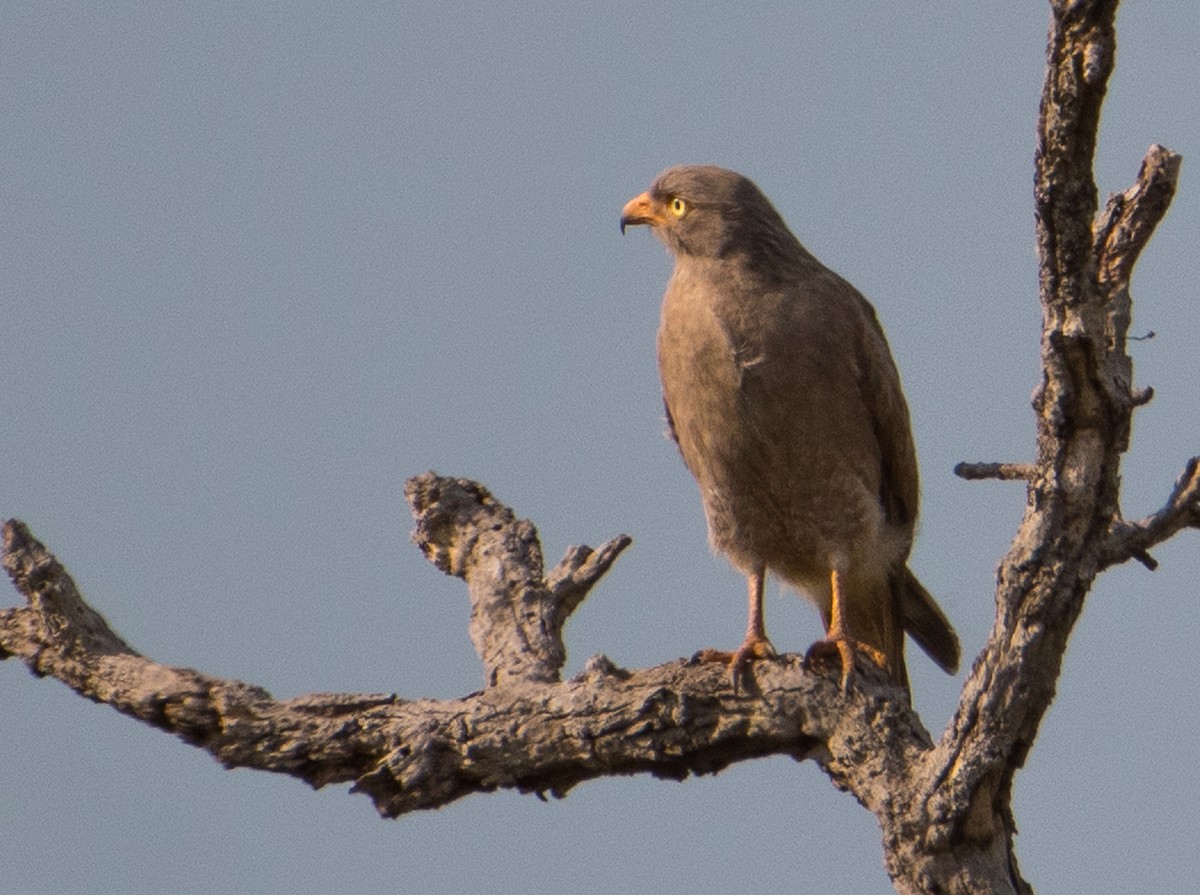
xmin=2 ymin=2 xmax=1195 ymax=893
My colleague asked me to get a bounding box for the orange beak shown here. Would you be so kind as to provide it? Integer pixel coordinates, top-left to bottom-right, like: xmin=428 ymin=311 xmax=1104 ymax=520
xmin=620 ymin=191 xmax=663 ymax=234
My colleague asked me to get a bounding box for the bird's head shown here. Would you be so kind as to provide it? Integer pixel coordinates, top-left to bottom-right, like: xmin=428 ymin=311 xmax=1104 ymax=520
xmin=620 ymin=165 xmax=801 ymax=267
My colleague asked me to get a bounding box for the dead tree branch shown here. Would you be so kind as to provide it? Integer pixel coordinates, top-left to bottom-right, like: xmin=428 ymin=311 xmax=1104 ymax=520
xmin=1100 ymin=457 xmax=1200 ymax=571
xmin=953 ymin=462 xmax=1036 ymax=482
xmin=3 ymin=505 xmax=926 ymax=822
xmin=403 ymin=474 xmax=631 ymax=687
xmin=1 ymin=3 xmax=1191 ymax=894
xmin=935 ymin=3 xmax=1184 ymax=891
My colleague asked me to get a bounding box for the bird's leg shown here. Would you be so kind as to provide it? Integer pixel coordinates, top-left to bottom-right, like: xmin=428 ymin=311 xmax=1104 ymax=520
xmin=729 ymin=566 xmax=778 ymax=686
xmin=693 ymin=565 xmax=777 ymax=690
xmin=824 ymin=569 xmax=858 ymax=692
xmin=805 ymin=568 xmax=887 ymax=693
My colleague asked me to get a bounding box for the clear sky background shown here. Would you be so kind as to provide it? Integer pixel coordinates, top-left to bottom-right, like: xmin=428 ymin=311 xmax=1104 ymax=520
xmin=3 ymin=3 xmax=1198 ymax=893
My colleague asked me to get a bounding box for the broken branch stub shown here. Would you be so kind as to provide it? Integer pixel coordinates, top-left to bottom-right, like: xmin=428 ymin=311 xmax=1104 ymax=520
xmin=404 ymin=472 xmax=630 ymax=688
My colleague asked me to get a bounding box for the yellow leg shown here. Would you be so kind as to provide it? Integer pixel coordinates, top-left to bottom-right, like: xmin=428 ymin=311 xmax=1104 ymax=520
xmin=826 ymin=569 xmax=858 ymax=692
xmin=806 ymin=568 xmax=888 ymax=692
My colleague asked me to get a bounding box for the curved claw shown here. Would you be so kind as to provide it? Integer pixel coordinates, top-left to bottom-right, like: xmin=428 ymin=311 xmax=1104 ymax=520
xmin=804 ymin=637 xmax=887 ymax=693
xmin=694 ymin=635 xmax=777 ymax=692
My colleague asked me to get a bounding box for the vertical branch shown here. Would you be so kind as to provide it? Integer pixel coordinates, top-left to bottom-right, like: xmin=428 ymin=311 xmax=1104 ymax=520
xmin=913 ymin=4 xmax=1177 ymax=893
xmin=1033 ymin=0 xmax=1116 ymax=317
xmin=918 ymin=5 xmax=1182 ymax=895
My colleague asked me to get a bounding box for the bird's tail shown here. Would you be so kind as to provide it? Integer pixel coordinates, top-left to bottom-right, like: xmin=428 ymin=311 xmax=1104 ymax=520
xmin=897 ymin=567 xmax=960 ymax=675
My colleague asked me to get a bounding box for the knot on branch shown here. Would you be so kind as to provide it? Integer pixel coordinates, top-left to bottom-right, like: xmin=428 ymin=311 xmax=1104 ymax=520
xmin=404 ymin=473 xmax=631 ymax=688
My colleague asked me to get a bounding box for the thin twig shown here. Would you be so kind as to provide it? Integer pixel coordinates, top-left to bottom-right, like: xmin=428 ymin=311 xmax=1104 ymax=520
xmin=1100 ymin=457 xmax=1200 ymax=571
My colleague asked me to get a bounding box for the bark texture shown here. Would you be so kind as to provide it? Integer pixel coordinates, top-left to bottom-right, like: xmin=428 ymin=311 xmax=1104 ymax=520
xmin=2 ymin=2 xmax=1194 ymax=892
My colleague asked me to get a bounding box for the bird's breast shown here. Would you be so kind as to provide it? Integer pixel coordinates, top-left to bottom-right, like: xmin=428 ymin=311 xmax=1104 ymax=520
xmin=655 ymin=268 xmax=896 ymax=581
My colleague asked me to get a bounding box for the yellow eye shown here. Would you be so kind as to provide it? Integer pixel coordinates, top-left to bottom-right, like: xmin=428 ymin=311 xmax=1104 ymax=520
xmin=669 ymin=197 xmax=687 ymax=217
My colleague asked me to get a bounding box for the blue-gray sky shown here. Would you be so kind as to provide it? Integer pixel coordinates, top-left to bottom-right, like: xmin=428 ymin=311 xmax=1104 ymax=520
xmin=3 ymin=4 xmax=1198 ymax=893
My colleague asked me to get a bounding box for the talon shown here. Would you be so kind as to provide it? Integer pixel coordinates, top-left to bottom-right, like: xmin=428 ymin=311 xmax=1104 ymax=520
xmin=695 ymin=566 xmax=778 ymax=691
xmin=804 ymin=638 xmax=853 ymax=691
xmin=693 ymin=636 xmax=777 ymax=691
xmin=729 ymin=635 xmax=777 ymax=690
xmin=804 ymin=637 xmax=887 ymax=692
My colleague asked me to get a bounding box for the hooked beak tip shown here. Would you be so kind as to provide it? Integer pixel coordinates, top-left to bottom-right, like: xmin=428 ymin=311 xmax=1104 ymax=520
xmin=620 ymin=191 xmax=656 ymax=236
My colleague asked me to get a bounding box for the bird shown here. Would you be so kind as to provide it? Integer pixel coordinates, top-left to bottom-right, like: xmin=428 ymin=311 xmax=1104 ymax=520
xmin=620 ymin=165 xmax=959 ymax=692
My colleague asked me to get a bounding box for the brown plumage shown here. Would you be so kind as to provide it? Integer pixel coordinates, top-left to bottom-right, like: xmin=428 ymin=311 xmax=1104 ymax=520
xmin=620 ymin=165 xmax=958 ymax=691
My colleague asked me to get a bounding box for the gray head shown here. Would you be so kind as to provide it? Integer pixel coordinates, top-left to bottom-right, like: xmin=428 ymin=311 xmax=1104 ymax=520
xmin=620 ymin=165 xmax=807 ymax=274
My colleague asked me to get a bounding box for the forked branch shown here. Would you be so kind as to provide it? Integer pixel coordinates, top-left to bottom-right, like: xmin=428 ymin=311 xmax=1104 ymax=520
xmin=2 ymin=3 xmax=1193 ymax=893
xmin=1 ymin=488 xmax=922 ymax=823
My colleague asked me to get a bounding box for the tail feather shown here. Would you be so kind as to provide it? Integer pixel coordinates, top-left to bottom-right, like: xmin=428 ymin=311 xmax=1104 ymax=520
xmin=898 ymin=567 xmax=960 ymax=674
